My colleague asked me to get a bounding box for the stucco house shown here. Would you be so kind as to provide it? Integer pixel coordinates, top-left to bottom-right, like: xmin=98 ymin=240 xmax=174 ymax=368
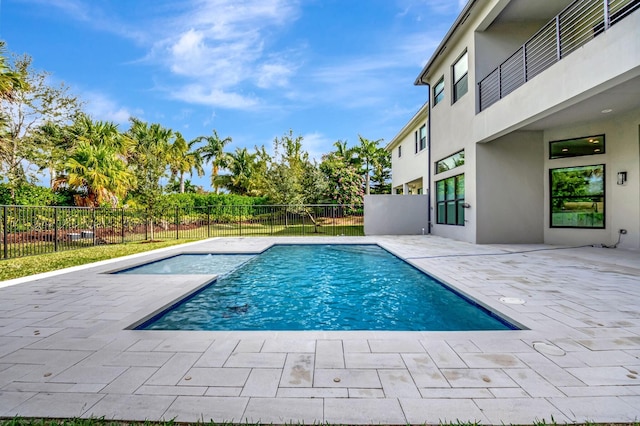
xmin=386 ymin=102 xmax=429 ymax=195
xmin=397 ymin=0 xmax=639 ymax=248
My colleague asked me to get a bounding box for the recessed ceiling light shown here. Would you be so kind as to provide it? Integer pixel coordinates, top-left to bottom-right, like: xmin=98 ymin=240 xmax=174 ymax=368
xmin=562 ymin=148 xmax=569 ymax=152
xmin=601 ymin=108 xmax=613 ymax=113
xmin=594 ymin=148 xmax=601 ymax=152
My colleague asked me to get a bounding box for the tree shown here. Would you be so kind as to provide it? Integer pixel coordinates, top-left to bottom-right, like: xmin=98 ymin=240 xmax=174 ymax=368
xmin=127 ymin=118 xmax=173 ymax=239
xmin=369 ymin=146 xmax=391 ymax=194
xmin=320 ymin=150 xmax=364 ymax=206
xmin=52 ymin=114 xmax=134 ymax=207
xmin=197 ymin=130 xmax=232 ymax=194
xmin=0 ymin=52 xmax=80 ymax=202
xmin=223 ymin=147 xmax=256 ymax=196
xmin=355 ymin=135 xmax=383 ymax=195
xmin=167 ymin=132 xmax=203 ymax=193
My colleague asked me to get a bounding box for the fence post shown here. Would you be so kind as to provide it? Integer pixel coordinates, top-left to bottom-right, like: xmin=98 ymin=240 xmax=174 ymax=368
xmin=2 ymin=206 xmax=7 ymax=259
xmin=54 ymin=208 xmax=59 ymax=252
xmin=603 ymin=0 xmax=610 ymax=30
xmin=332 ymin=206 xmax=336 ymax=236
xmin=92 ymin=208 xmax=96 ymax=246
xmin=145 ymin=210 xmax=148 ymax=241
xmin=121 ymin=208 xmax=125 ymax=244
xmin=175 ymin=206 xmax=179 ymax=240
xmin=207 ymin=206 xmax=211 ymax=238
xmin=238 ymin=205 xmax=242 ymax=236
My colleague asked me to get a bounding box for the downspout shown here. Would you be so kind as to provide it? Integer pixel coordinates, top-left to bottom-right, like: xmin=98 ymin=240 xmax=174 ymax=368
xmin=426 ymin=93 xmax=432 ymax=234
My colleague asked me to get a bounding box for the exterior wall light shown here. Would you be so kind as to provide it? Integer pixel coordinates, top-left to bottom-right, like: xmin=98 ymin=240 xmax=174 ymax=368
xmin=461 ymin=203 xmax=471 ymax=208
xmin=617 ymin=171 xmax=627 ymax=185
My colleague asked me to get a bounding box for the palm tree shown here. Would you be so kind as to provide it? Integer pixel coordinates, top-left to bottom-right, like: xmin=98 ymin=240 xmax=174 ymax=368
xmin=0 ymin=41 xmax=26 ymax=101
xmin=356 ymin=135 xmax=383 ymax=195
xmin=56 ymin=140 xmax=134 ymax=207
xmin=53 ymin=115 xmax=135 ymax=207
xmin=167 ymin=132 xmax=203 ymax=193
xmin=225 ymin=147 xmax=256 ymax=195
xmin=197 ymin=130 xmax=232 ymax=194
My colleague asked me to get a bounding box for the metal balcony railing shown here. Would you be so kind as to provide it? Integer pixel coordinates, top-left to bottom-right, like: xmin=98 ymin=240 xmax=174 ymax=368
xmin=478 ymin=0 xmax=640 ymax=111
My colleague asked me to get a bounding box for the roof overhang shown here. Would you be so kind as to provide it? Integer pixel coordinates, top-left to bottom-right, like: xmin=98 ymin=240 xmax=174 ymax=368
xmin=414 ymin=0 xmax=479 ymax=86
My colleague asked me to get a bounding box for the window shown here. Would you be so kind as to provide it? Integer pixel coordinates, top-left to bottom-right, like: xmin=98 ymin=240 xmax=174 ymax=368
xmin=414 ymin=131 xmax=418 ymax=153
xmin=550 ymin=164 xmax=605 ymax=228
xmin=452 ymin=51 xmax=468 ymax=103
xmin=550 ymin=135 xmax=605 ymax=159
xmin=435 ymin=150 xmax=465 ymax=174
xmin=436 ymin=174 xmax=465 ymax=226
xmin=433 ymin=77 xmax=444 ymax=105
xmin=397 ymin=145 xmax=402 ymax=158
xmin=419 ymin=125 xmax=427 ymax=151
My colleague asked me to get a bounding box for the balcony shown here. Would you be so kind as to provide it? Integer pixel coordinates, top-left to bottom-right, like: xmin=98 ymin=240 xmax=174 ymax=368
xmin=478 ymin=0 xmax=640 ymax=112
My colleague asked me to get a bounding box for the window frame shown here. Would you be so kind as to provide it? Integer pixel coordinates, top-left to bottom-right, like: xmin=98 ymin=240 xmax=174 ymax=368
xmin=433 ymin=76 xmax=445 ymax=106
xmin=452 ymin=50 xmax=468 ymax=103
xmin=549 ymin=134 xmax=605 ymax=159
xmin=435 ymin=150 xmax=465 ymax=174
xmin=419 ymin=125 xmax=427 ymax=151
xmin=436 ymin=174 xmax=465 ymax=226
xmin=549 ymin=164 xmax=605 ymax=229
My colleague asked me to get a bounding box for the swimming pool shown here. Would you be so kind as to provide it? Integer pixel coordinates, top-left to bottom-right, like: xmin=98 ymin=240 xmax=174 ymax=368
xmin=131 ymin=244 xmax=517 ymax=331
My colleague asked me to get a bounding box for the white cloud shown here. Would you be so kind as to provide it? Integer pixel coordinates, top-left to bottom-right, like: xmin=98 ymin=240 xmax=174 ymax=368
xmin=82 ymin=91 xmax=136 ymax=124
xmin=170 ymin=84 xmax=259 ymax=110
xmin=301 ymin=132 xmax=334 ymax=163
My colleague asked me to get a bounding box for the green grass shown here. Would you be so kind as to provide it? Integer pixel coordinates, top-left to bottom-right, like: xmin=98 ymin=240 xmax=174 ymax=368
xmin=0 ymin=239 xmax=195 ymax=281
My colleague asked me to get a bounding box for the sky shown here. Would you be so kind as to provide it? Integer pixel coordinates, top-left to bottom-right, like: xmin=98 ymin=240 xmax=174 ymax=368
xmin=0 ymin=0 xmax=464 ymax=190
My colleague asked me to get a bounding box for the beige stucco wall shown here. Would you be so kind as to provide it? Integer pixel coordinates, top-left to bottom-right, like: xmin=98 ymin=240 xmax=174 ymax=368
xmin=389 ymin=121 xmax=428 ymax=194
xmin=543 ymin=108 xmax=640 ymax=249
xmin=476 ymin=131 xmax=545 ymax=244
xmin=364 ymin=195 xmax=429 ymax=235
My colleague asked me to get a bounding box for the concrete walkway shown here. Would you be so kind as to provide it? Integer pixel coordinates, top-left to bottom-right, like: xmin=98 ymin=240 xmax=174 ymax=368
xmin=0 ymin=236 xmax=639 ymax=424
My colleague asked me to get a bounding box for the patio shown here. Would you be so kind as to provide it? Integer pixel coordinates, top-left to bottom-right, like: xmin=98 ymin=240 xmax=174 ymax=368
xmin=0 ymin=235 xmax=639 ymax=424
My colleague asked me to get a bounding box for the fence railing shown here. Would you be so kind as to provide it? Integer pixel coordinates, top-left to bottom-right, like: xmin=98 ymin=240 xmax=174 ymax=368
xmin=478 ymin=0 xmax=640 ymax=111
xmin=0 ymin=204 xmax=364 ymax=260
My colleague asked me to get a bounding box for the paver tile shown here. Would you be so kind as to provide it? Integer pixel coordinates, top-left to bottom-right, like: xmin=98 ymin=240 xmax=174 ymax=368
xmin=344 ymin=352 xmax=405 ymax=368
xmin=401 ymin=398 xmax=488 ymax=424
xmin=101 ymin=366 xmax=157 ymax=394
xmin=324 ymin=398 xmax=406 ymax=424
xmin=368 ymin=339 xmax=424 ymax=353
xmin=224 ymin=352 xmax=286 ymax=368
xmin=277 ymin=387 xmax=348 ymax=398
xmin=441 ymin=368 xmax=518 ymax=388
xmin=242 ymin=397 xmax=323 ymax=424
xmin=87 ymin=394 xmax=176 ymax=421
xmin=178 ymin=367 xmax=250 ymax=387
xmin=314 ymin=368 xmax=381 ymax=388
xmin=163 ymin=396 xmax=248 ymax=423
xmin=475 ymin=397 xmax=571 ymax=424
xmin=378 ymin=369 xmax=420 ymax=397
xmin=240 ymin=368 xmax=281 ymax=397
xmin=145 ymin=353 xmax=200 ymax=386
xmin=315 ymin=339 xmax=344 ymax=369
xmin=459 ymin=352 xmax=527 ymax=368
xmin=12 ymin=392 xmax=105 ymax=418
xmin=566 ymin=366 xmax=640 ymax=385
xmin=0 ymin=391 xmax=37 ymax=416
xmin=281 ymin=353 xmax=313 ymax=387
xmin=549 ymin=396 xmax=640 ymax=422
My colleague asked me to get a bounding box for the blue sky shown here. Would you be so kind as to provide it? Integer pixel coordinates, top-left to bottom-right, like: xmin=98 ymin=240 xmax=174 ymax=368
xmin=1 ymin=0 xmax=464 ymax=189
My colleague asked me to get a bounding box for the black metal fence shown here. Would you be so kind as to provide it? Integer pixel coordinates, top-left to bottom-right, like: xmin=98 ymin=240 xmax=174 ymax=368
xmin=0 ymin=204 xmax=364 ymax=260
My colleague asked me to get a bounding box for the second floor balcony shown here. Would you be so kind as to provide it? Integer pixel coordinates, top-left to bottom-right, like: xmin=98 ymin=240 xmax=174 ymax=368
xmin=478 ymin=0 xmax=640 ymax=112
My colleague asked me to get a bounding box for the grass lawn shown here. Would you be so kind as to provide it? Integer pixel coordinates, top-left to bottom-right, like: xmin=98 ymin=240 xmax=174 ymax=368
xmin=0 ymin=239 xmax=196 ymax=281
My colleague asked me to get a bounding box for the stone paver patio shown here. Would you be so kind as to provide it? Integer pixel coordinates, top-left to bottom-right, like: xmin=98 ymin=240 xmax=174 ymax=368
xmin=0 ymin=236 xmax=639 ymax=424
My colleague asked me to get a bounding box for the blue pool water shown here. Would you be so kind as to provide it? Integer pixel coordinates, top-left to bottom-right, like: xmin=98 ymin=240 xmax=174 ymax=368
xmin=135 ymin=244 xmax=516 ymax=331
xmin=118 ymin=253 xmax=255 ymax=275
